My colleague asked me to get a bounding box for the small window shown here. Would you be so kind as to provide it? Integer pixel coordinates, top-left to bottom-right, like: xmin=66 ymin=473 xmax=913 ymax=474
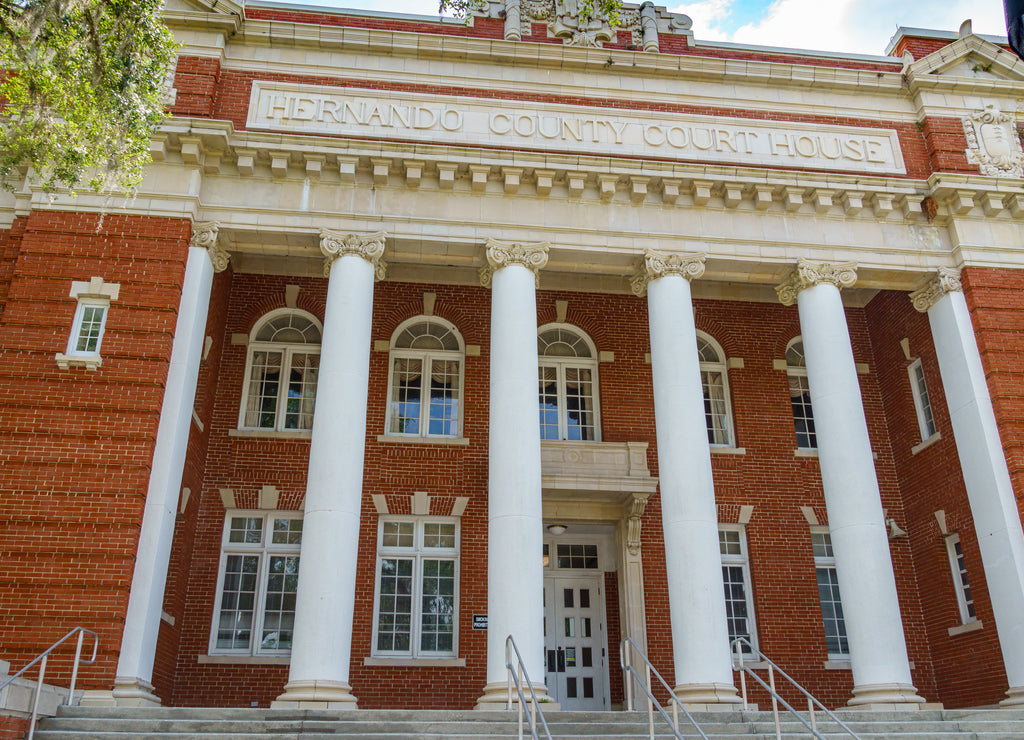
xmin=945 ymin=534 xmax=976 ymax=625
xmin=211 ymin=511 xmax=302 ymax=656
xmin=698 ymin=333 xmax=735 ymax=447
xmin=56 ymin=277 xmax=120 ymax=370
xmin=787 ymin=338 xmax=816 ymax=450
xmin=385 ymin=317 xmax=464 ymax=438
xmin=908 ymin=359 xmax=937 ymax=441
xmin=720 ymin=526 xmax=757 ymax=654
xmin=239 ymin=309 xmax=322 ymax=432
xmin=811 ymin=530 xmax=848 ymax=658
xmin=538 ymin=324 xmax=600 ymax=441
xmin=373 ymin=517 xmax=459 ymax=657
xmin=555 ymin=543 xmax=599 ymax=570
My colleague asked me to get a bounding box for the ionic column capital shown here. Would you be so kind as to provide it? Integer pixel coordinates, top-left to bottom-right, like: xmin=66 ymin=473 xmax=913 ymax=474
xmin=909 ymin=267 xmax=963 ymax=313
xmin=630 ymin=249 xmax=706 ymax=297
xmin=479 ymin=238 xmax=550 ymax=288
xmin=775 ymin=258 xmax=857 ymax=306
xmin=190 ymin=221 xmax=229 ymax=273
xmin=320 ymin=229 xmax=387 ymax=281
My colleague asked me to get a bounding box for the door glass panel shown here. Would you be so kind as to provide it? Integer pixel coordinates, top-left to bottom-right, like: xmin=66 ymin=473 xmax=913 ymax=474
xmin=566 ymin=677 xmax=577 ymax=698
xmin=565 ymin=647 xmax=576 ymax=667
xmin=563 ymin=588 xmax=574 ymax=608
xmin=582 ymin=647 xmax=592 ymax=667
xmin=580 ymin=589 xmax=590 ymax=608
xmin=583 ymin=677 xmax=594 ymax=698
xmin=582 ymin=617 xmax=591 ymax=638
xmin=564 ymin=617 xmax=575 ymax=637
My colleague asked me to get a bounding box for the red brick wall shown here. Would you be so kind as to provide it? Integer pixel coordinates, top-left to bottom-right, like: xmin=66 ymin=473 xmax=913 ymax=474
xmin=0 ymin=212 xmax=191 ymax=690
xmin=0 ymin=715 xmax=29 ymax=740
xmin=165 ymin=279 xmax=948 ymax=709
xmin=171 ymin=56 xmax=222 ymax=119
xmin=921 ymin=117 xmax=975 ymax=174
xmin=865 ymin=289 xmax=1007 ymax=707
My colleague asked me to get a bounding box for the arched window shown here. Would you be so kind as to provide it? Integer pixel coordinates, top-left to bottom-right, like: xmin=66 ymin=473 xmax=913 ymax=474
xmin=786 ymin=338 xmax=816 ymax=449
xmin=538 ymin=324 xmax=600 ymax=441
xmin=386 ymin=317 xmax=464 ymax=437
xmin=697 ymin=332 xmax=735 ymax=447
xmin=239 ymin=309 xmax=322 ymax=432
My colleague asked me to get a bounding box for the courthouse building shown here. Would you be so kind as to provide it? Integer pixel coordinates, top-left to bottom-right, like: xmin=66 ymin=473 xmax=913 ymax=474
xmin=3 ymin=0 xmax=1024 ymax=718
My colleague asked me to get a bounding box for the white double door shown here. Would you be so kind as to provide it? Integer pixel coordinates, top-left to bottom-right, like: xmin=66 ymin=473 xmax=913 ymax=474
xmin=543 ymin=574 xmax=608 ymax=710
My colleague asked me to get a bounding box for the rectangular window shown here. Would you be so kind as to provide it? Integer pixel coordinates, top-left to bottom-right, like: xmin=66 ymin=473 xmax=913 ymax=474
xmin=945 ymin=533 xmax=976 ymax=625
xmin=243 ymin=350 xmax=319 ymax=431
xmin=812 ymin=530 xmax=849 ymax=658
xmin=720 ymin=526 xmax=757 ymax=654
xmin=66 ymin=298 xmax=111 ymax=358
xmin=789 ymin=374 xmax=816 ymax=449
xmin=908 ymin=359 xmax=937 ymax=441
xmin=373 ymin=518 xmax=458 ymax=658
xmin=211 ymin=512 xmax=302 ymax=655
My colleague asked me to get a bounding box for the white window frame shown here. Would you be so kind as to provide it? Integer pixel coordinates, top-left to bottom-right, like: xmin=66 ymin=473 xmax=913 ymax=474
xmin=698 ymin=332 xmax=736 ymax=448
xmin=908 ymin=359 xmax=938 ymax=442
xmin=811 ymin=527 xmax=849 ymax=659
xmin=945 ymin=533 xmax=977 ymax=625
xmin=719 ymin=524 xmax=757 ymax=653
xmin=538 ymin=323 xmax=602 ymax=442
xmin=384 ymin=316 xmax=465 ymax=438
xmin=371 ymin=516 xmax=460 ymax=659
xmin=55 ymin=277 xmax=120 ymax=370
xmin=786 ymin=337 xmax=817 ymax=450
xmin=208 ymin=510 xmax=303 ymax=657
xmin=237 ymin=308 xmax=322 ymax=433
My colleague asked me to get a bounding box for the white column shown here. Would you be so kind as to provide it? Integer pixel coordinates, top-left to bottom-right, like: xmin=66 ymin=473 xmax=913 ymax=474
xmin=273 ymin=230 xmax=386 ymax=710
xmin=911 ymin=268 xmax=1024 ymax=707
xmin=476 ymin=239 xmax=549 ymax=708
xmin=632 ymin=250 xmax=738 ymax=706
xmin=778 ymin=259 xmax=923 ymax=709
xmin=113 ymin=223 xmax=228 ymax=706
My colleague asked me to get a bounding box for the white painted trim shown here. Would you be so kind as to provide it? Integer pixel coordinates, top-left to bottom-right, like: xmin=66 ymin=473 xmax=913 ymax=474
xmin=197 ymin=655 xmax=290 ymax=665
xmin=229 ymin=429 xmax=312 ymax=440
xmin=948 ymin=620 xmax=983 ymax=637
xmin=911 ymin=431 xmax=942 ymax=456
xmin=375 ymin=434 xmax=470 ymax=446
xmin=363 ymin=657 xmax=467 ymax=667
xmin=711 ymin=447 xmax=746 ymax=455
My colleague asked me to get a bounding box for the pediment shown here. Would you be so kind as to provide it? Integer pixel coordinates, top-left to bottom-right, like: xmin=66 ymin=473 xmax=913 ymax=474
xmin=910 ymin=34 xmax=1024 ymax=82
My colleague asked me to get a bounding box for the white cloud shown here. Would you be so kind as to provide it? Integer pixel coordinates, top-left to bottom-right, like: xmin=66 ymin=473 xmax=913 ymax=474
xmin=669 ymin=0 xmax=735 ymax=41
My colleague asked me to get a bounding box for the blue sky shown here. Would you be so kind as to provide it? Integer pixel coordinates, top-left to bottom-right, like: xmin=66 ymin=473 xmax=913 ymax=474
xmin=263 ymin=0 xmax=1009 ymax=55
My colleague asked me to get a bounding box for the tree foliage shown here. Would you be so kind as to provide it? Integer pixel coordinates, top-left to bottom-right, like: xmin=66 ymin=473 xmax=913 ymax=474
xmin=0 ymin=0 xmax=177 ymax=194
xmin=439 ymin=0 xmax=624 ymax=27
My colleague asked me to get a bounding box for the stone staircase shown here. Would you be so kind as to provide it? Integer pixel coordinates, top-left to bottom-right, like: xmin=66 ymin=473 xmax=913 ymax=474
xmin=33 ymin=706 xmax=1024 ymax=739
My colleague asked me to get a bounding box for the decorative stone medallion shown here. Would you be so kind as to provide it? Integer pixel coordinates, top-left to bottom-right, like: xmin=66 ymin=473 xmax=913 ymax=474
xmin=963 ymin=104 xmax=1024 ymax=177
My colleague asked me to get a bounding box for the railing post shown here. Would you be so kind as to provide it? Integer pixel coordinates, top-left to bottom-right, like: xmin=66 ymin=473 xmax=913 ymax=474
xmin=518 ymin=663 xmax=524 ymax=740
xmin=28 ymin=654 xmax=47 ymax=740
xmin=768 ymin=664 xmax=780 ymax=740
xmin=646 ymin=664 xmax=654 ymax=740
xmin=809 ymin=696 xmax=817 ymax=733
xmin=735 ymin=641 xmax=748 ymax=711
xmin=67 ymin=630 xmax=85 ymax=707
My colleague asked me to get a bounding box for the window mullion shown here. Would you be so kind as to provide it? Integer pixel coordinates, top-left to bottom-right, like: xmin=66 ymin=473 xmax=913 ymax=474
xmin=412 ymin=554 xmax=424 ymax=658
xmin=420 ymin=352 xmax=432 ymax=433
xmin=557 ymin=363 xmax=568 ymax=441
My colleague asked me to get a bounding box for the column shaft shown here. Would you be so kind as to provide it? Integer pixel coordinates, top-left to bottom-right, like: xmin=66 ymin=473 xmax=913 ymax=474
xmin=275 ymin=252 xmax=376 ymax=709
xmin=797 ymin=282 xmax=921 ymax=706
xmin=114 ymin=243 xmax=215 ymax=705
xmin=927 ymin=290 xmax=1024 ymax=705
xmin=647 ymin=272 xmax=736 ymax=704
xmin=482 ymin=261 xmax=545 ymax=699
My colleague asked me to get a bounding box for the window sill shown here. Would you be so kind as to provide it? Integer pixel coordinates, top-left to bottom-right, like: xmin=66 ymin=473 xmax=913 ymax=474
xmin=911 ymin=431 xmax=942 ymax=456
xmin=823 ymin=659 xmax=851 ymax=670
xmin=229 ymin=429 xmax=312 ymax=440
xmin=711 ymin=447 xmax=746 ymax=455
xmin=375 ymin=435 xmax=470 ymax=446
xmin=948 ymin=619 xmax=983 ymax=637
xmin=363 ymin=657 xmax=466 ymax=667
xmin=794 ymin=448 xmax=818 ymax=458
xmin=198 ymin=655 xmax=290 ymax=665
xmin=55 ymin=353 xmax=101 ymax=371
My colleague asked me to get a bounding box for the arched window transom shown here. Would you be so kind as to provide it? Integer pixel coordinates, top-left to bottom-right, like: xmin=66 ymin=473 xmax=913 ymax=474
xmin=538 ymin=324 xmax=600 ymax=442
xmin=697 ymin=333 xmax=735 ymax=447
xmin=386 ymin=317 xmax=464 ymax=438
xmin=786 ymin=337 xmax=816 ymax=449
xmin=239 ymin=309 xmax=322 ymax=432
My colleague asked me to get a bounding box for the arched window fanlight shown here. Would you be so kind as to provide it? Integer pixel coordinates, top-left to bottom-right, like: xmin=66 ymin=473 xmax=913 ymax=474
xmin=386 ymin=317 xmax=465 ymax=437
xmin=538 ymin=324 xmax=600 ymax=442
xmin=239 ymin=309 xmax=322 ymax=432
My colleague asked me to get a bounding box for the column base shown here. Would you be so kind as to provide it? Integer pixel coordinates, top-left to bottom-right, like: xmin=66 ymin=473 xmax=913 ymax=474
xmin=475 ymin=680 xmax=552 ymax=710
xmin=847 ymin=683 xmax=926 ymax=710
xmin=98 ymin=677 xmax=162 ymax=707
xmin=1000 ymin=686 xmax=1024 ymax=707
xmin=271 ymin=680 xmax=359 ymax=710
xmin=672 ymin=682 xmax=742 ymax=710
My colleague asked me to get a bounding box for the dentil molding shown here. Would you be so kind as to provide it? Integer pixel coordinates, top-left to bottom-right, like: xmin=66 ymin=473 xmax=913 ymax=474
xmin=479 ymin=238 xmax=550 ymax=287
xmin=630 ymin=249 xmax=706 ymax=297
xmin=776 ymin=259 xmax=858 ymax=306
xmin=909 ymin=267 xmax=963 ymax=312
xmin=320 ymin=229 xmax=388 ymax=280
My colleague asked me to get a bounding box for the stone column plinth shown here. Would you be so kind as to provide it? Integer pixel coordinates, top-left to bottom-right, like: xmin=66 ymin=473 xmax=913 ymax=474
xmin=912 ymin=268 xmax=1024 ymax=707
xmin=112 ymin=223 xmax=228 ymax=706
xmin=633 ymin=250 xmax=739 ymax=708
xmin=272 ymin=230 xmax=387 ymax=710
xmin=476 ymin=239 xmax=549 ymax=708
xmin=778 ymin=259 xmax=923 ymax=709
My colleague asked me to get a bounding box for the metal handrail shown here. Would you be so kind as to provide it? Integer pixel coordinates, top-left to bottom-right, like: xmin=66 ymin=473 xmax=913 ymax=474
xmin=0 ymin=627 xmax=99 ymax=740
xmin=504 ymin=635 xmax=552 ymax=740
xmin=731 ymin=638 xmax=860 ymax=740
xmin=619 ymin=636 xmax=709 ymax=740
